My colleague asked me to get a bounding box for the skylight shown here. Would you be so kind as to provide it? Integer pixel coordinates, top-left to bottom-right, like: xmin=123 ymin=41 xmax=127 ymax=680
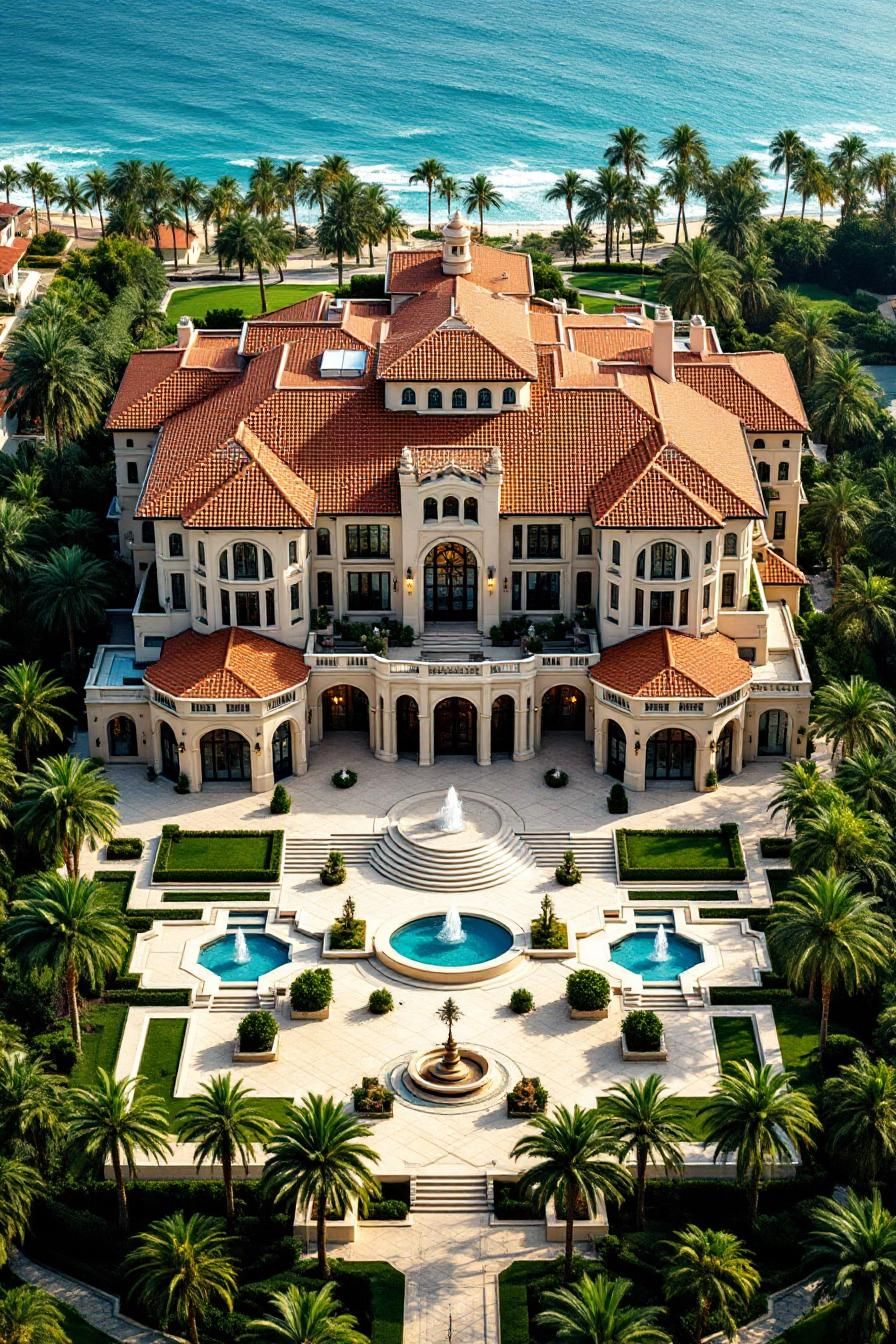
xmin=320 ymin=349 xmax=367 ymax=378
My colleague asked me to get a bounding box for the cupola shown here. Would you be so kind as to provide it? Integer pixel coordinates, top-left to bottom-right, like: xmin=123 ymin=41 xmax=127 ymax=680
xmin=441 ymin=211 xmax=473 ymax=275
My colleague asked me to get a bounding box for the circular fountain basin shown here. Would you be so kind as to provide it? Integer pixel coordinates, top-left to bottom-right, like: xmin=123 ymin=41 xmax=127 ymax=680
xmin=406 ymin=1046 xmax=493 ymax=1099
xmin=198 ymin=933 xmax=290 ymax=983
xmin=374 ymin=910 xmax=524 ymax=983
xmin=609 ymin=931 xmax=704 ymax=982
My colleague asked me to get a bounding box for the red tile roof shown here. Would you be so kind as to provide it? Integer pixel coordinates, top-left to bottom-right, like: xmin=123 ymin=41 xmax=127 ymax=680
xmin=145 ymin=627 xmax=309 ymax=699
xmin=378 ymin=277 xmax=538 ymax=381
xmin=160 ymin=228 xmax=198 ymax=251
xmin=755 ymin=549 xmax=806 ymax=585
xmin=387 ymin=241 xmax=532 ymax=297
xmin=105 ymin=348 xmax=240 ymax=430
xmin=676 ymin=355 xmax=809 ymax=432
xmin=0 ymin=203 xmax=28 ymax=219
xmin=0 ymin=236 xmax=29 ymax=277
xmin=593 ymin=629 xmax=752 ymax=698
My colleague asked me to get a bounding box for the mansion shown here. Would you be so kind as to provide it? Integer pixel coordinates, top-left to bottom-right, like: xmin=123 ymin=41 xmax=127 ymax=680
xmin=87 ymin=215 xmax=811 ymax=793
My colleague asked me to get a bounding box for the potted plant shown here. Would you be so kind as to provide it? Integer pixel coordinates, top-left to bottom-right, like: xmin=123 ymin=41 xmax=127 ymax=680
xmin=290 ymin=968 xmax=333 ymax=1020
xmin=621 ymin=1009 xmax=667 ymax=1061
xmin=544 ymin=767 xmax=568 ymax=788
xmin=506 ymin=1076 xmax=548 ymax=1118
xmin=510 ymin=988 xmax=534 ymax=1015
xmin=352 ymin=1075 xmax=395 ymax=1118
xmin=705 ymin=768 xmax=718 ymax=791
xmin=555 ymin=849 xmax=581 ymax=886
xmin=368 ymin=988 xmax=394 ymax=1015
xmin=328 ymin=896 xmax=366 ymax=950
xmin=607 ymin=782 xmax=628 ymax=814
xmin=331 ymin=769 xmax=357 ymax=789
xmin=566 ymin=968 xmax=610 ymax=1020
xmin=270 ymin=782 xmax=292 ymax=814
xmin=234 ymin=1009 xmax=279 ymax=1062
xmin=320 ymin=850 xmax=347 ymax=886
xmin=530 ymin=893 xmax=569 ymax=951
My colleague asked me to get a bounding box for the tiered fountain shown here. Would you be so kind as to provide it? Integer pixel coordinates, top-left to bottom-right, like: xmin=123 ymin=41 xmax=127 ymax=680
xmin=405 ymin=998 xmax=494 ymax=1100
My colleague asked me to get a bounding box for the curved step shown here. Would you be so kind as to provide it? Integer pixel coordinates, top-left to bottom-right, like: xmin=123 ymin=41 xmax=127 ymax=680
xmin=369 ymin=821 xmax=534 ymax=891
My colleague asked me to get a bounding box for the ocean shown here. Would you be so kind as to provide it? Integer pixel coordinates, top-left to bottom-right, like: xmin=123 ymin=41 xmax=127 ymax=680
xmin=3 ymin=0 xmax=895 ymax=225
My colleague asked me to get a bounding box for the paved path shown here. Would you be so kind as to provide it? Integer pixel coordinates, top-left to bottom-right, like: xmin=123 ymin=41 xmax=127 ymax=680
xmin=8 ymin=1252 xmax=181 ymax=1343
xmin=705 ymin=1277 xmax=820 ymax=1343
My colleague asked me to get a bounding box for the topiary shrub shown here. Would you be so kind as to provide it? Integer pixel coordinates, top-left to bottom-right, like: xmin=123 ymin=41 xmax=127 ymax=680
xmin=368 ymin=988 xmax=394 ymax=1015
xmin=290 ymin=968 xmax=333 ymax=1013
xmin=106 ymin=837 xmax=144 ymax=860
xmin=820 ymin=1033 xmax=863 ymax=1076
xmin=531 ymin=893 xmax=568 ymax=950
xmin=705 ymin=769 xmax=718 ymax=790
xmin=237 ymin=1010 xmax=277 ymax=1053
xmin=363 ymin=1198 xmax=408 ymax=1220
xmin=33 ymin=1029 xmax=78 ymax=1074
xmin=510 ymin=988 xmax=534 ymax=1014
xmin=352 ymin=1076 xmax=394 ymax=1115
xmin=566 ymin=968 xmax=610 ymax=1013
xmin=544 ymin=767 xmax=568 ymax=788
xmin=607 ymin=782 xmax=628 ymax=814
xmin=622 ymin=1009 xmax=664 ymax=1052
xmin=320 ymin=850 xmax=347 ymax=886
xmin=331 ymin=769 xmax=357 ymax=789
xmin=507 ymin=1076 xmax=548 ymax=1116
xmin=174 ymin=772 xmax=190 ymax=795
xmin=270 ymin=783 xmax=291 ymax=815
xmin=329 ymin=896 xmax=365 ymax=949
xmin=555 ymin=849 xmax=581 ymax=886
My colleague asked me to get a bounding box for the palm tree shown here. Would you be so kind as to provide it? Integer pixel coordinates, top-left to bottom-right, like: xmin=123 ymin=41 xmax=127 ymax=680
xmin=247 ymin=1280 xmax=368 ymax=1343
xmin=771 ymin=302 xmax=835 ymax=389
xmin=867 ymin=151 xmax=896 ymax=220
xmin=251 ymin=217 xmax=293 ymax=313
xmin=21 ymin=161 xmax=45 ymax=234
xmin=380 ymin=204 xmax=408 ymax=253
xmin=316 ymin=178 xmax=365 ymax=287
xmin=557 ymin=223 xmax=593 ymax=268
xmin=769 ymin=130 xmax=806 ymax=218
xmin=833 ymin=565 xmax=896 ymax=648
xmin=702 ymin=1062 xmax=819 ymax=1224
xmin=31 ymin=544 xmax=110 ymax=667
xmin=38 ymin=170 xmax=59 ymax=232
xmin=0 ymin=1154 xmax=41 ymax=1267
xmin=248 ymin=156 xmax=279 ymax=217
xmin=705 ymin=180 xmax=765 ymax=258
xmin=5 ymin=873 xmax=128 ymax=1050
xmin=55 ymin=175 xmax=88 ymax=240
xmin=830 ymin=134 xmax=869 ymax=218
xmin=126 ymin=1211 xmax=236 ymax=1344
xmin=0 ymin=499 xmax=31 ymax=588
xmin=83 ymin=168 xmax=110 ymax=238
xmin=15 ymin=756 xmax=119 ymax=879
xmin=358 ymin=183 xmax=387 ymax=266
xmin=215 ymin=210 xmax=255 ymax=281
xmin=664 ymin=1225 xmax=759 ymax=1342
xmin=302 ymin=167 xmax=332 ymax=221
xmin=811 ymin=675 xmax=895 ymax=758
xmin=142 ymin=159 xmax=177 ymax=253
xmin=639 ymin=185 xmax=665 ymax=262
xmin=808 ymin=1189 xmax=896 ymax=1343
xmin=577 ymin=167 xmax=626 ymax=265
xmin=177 ymin=1074 xmax=275 ymax=1220
xmin=0 ymin=1284 xmax=69 ymax=1343
xmin=0 ymin=163 xmax=20 ymax=204
xmin=659 ymin=125 xmax=704 ymax=243
xmin=109 ymin=157 xmax=146 ymax=206
xmin=767 ymin=758 xmax=839 ymax=830
xmin=837 ymin=748 xmax=896 ymax=818
xmin=537 ymin=1273 xmax=671 ymax=1344
xmin=177 ymin=174 xmax=205 ymax=248
xmin=659 ymin=237 xmax=740 ymax=323
xmin=811 ymin=351 xmax=882 ymax=456
xmin=792 ymin=148 xmax=824 ymax=220
xmin=738 ymin=246 xmax=779 ymax=320
xmin=436 ymin=174 xmax=459 ymax=216
xmin=601 ymin=1075 xmax=688 ymax=1229
xmin=606 ymin=127 xmax=649 ymax=182
xmin=790 ymin=794 xmax=895 ymax=889
xmin=67 ymin=1070 xmax=172 ymax=1232
xmin=277 ymin=161 xmax=306 ymax=243
xmin=2 ymin=317 xmax=106 ymax=461
xmin=0 ymin=1049 xmax=64 ymax=1168
xmin=824 ymin=1051 xmax=896 ymax=1188
xmin=408 ymin=158 xmax=447 ymax=231
xmin=511 ymin=1104 xmax=633 ymax=1282
xmin=0 ymin=734 xmax=16 ymax=831
xmin=769 ymin=870 xmax=893 ymax=1046
xmin=261 ymin=1093 xmax=378 ymax=1279
xmin=804 ymin=477 xmax=876 ymax=588
xmin=0 ymin=661 xmax=71 ymax=770
xmin=463 ymin=173 xmax=504 ymax=241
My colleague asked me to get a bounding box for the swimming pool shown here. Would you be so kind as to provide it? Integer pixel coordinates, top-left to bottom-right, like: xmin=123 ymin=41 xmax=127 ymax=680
xmin=610 ymin=930 xmax=704 ymax=982
xmin=198 ymin=932 xmax=290 ymax=982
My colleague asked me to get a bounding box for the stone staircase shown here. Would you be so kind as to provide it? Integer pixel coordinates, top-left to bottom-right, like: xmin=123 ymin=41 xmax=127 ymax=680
xmin=283 ymin=834 xmax=380 ymax=874
xmin=521 ymin=833 xmax=617 ymax=876
xmin=410 ymin=1172 xmax=490 ymax=1213
xmin=209 ymin=990 xmax=262 ymax=1013
xmin=420 ymin=624 xmax=485 ymax=660
xmin=621 ymin=986 xmax=704 ymax=1012
xmin=369 ymin=820 xmax=534 ymax=891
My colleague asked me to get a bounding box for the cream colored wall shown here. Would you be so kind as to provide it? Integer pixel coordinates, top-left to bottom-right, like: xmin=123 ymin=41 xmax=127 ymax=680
xmin=593 ymin=696 xmax=747 ymax=792
xmin=747 ymin=433 xmax=803 ymax=565
xmin=113 ymin=430 xmax=156 ymax=572
xmin=383 ymin=381 xmax=530 ymax=412
xmin=148 ymin=693 xmax=309 ymax=793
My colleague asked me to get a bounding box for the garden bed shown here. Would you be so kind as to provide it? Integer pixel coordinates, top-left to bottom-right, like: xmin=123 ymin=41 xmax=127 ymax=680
xmin=153 ymin=829 xmax=283 ymax=883
xmin=628 ymin=888 xmax=741 ymax=901
xmin=162 ymin=890 xmax=272 ymax=902
xmin=617 ymin=826 xmax=746 ymax=882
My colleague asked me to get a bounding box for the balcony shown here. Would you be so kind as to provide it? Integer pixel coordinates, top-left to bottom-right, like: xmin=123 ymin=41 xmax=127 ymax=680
xmin=304 ymin=632 xmax=599 ymax=681
xmin=748 ymin=602 xmax=811 ymax=698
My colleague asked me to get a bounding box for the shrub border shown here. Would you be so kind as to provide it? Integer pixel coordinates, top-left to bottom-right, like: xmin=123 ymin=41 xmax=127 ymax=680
xmin=617 ymin=827 xmax=746 ymax=882
xmin=152 ymin=828 xmax=284 ymax=883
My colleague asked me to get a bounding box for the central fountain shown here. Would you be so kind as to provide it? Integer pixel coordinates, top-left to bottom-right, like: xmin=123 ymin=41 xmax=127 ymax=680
xmin=405 ymin=998 xmax=493 ymax=1100
xmin=649 ymin=925 xmax=669 ymax=964
xmin=436 ymin=786 xmax=464 ymax=833
xmin=437 ymin=907 xmax=466 ymax=946
xmin=233 ymin=928 xmax=251 ymax=965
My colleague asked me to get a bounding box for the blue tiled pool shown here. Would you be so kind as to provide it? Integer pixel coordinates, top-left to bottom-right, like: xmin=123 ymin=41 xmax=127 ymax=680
xmin=390 ymin=915 xmax=513 ymax=968
xmin=198 ymin=933 xmax=290 ymax=982
xmin=610 ymin=931 xmax=703 ymax=981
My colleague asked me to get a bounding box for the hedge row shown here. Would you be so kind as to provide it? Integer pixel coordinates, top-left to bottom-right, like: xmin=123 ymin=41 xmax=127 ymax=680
xmin=572 ymin=260 xmax=656 ymax=275
xmin=104 ymin=988 xmax=192 ymax=1006
xmin=616 ymin=828 xmax=747 ymax=883
xmin=708 ymin=986 xmax=793 ymax=1005
xmin=162 ymin=890 xmax=272 ymax=902
xmin=153 ymin=828 xmax=284 ymax=883
xmin=760 ymin=836 xmax=793 ymax=858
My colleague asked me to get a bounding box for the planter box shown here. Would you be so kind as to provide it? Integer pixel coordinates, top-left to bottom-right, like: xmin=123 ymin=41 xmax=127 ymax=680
xmin=621 ymin=1031 xmax=667 ymax=1062
xmin=233 ymin=1032 xmax=279 ymax=1063
xmin=569 ymin=1006 xmax=609 ymax=1020
xmin=323 ymin=928 xmax=371 ymax=960
xmin=507 ymin=1106 xmax=546 ymax=1120
xmin=528 ymin=945 xmax=574 ymax=961
xmin=290 ymin=1005 xmax=330 ymax=1020
xmin=295 ymin=1200 xmax=356 ymax=1244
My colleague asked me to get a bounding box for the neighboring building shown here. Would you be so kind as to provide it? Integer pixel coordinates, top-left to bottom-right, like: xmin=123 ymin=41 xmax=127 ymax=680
xmin=158 ymin=228 xmax=202 ymax=265
xmin=0 ymin=204 xmax=36 ymax=307
xmin=87 ymin=215 xmax=811 ymax=793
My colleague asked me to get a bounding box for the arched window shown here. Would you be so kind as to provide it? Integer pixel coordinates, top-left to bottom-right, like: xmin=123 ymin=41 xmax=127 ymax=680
xmin=754 ymin=438 xmax=766 ymax=450
xmin=401 ymin=387 xmax=416 ymax=406
xmin=681 ymin=550 xmax=690 ymax=578
xmin=636 ymin=550 xmax=645 ymax=578
xmin=288 ymin=539 xmax=298 ymax=565
xmin=423 ymin=496 xmax=438 ymax=521
xmin=778 ymin=461 xmax=790 ymax=481
xmin=263 ymin=549 xmax=274 ymax=580
xmin=757 ymin=461 xmax=771 ymax=483
xmin=452 ymin=388 xmax=467 ymax=409
xmin=723 ymin=533 xmax=738 ymax=557
xmin=428 ymin=388 xmax=442 ymax=409
xmin=442 ymin=496 xmax=459 ymax=518
xmin=502 ymin=387 xmax=516 ymax=405
xmin=233 ymin=542 xmax=258 ymax=580
xmin=478 ymin=388 xmax=492 ymax=409
xmin=107 ymin=715 xmax=137 ymax=757
xmin=463 ymin=497 xmax=478 ymax=522
xmin=317 ymin=527 xmax=331 ymax=556
xmin=650 ymin=542 xmax=676 ymax=580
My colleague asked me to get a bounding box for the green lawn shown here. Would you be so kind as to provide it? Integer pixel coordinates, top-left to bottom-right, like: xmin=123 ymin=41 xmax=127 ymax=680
xmin=713 ymin=1016 xmax=761 ymax=1072
xmin=166 ymin=282 xmax=334 ymax=323
xmin=1 ymin=1271 xmax=116 ymax=1344
xmin=628 ymin=889 xmax=741 ymax=902
xmin=153 ymin=829 xmax=283 ymax=882
xmin=621 ymin=830 xmax=737 ymax=871
xmin=69 ymin=1003 xmax=128 ymax=1089
xmin=570 ymin=268 xmax=661 ymax=313
xmin=162 ymin=890 xmax=272 ymax=902
xmin=93 ymin=871 xmax=135 ymax=910
xmin=789 ymin=281 xmax=857 ymax=316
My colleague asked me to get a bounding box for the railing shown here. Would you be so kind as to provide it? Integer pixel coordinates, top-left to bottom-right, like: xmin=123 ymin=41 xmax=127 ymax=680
xmin=303 ymin=632 xmax=598 ymax=677
xmin=750 ymin=682 xmax=806 ymax=696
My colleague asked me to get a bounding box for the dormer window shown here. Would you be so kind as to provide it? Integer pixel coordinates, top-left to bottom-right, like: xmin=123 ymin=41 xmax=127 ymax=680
xmin=503 ymin=387 xmax=516 ymax=405
xmin=423 ymin=497 xmax=438 ymax=521
xmin=401 ymin=387 xmax=416 ymax=406
xmin=478 ymin=388 xmax=492 ymax=409
xmin=428 ymin=389 xmax=442 ymax=409
xmin=464 ymin=497 xmax=478 ymax=522
xmin=443 ymin=496 xmax=459 ymax=518
xmin=452 ymin=389 xmax=467 ymax=410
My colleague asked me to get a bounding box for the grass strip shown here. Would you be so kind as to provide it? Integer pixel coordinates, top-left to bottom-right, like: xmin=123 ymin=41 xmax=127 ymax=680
xmin=70 ymin=1003 xmax=128 ymax=1088
xmin=162 ymin=890 xmax=272 ymax=902
xmin=628 ymin=889 xmax=741 ymax=901
xmin=713 ymin=1015 xmax=761 ymax=1072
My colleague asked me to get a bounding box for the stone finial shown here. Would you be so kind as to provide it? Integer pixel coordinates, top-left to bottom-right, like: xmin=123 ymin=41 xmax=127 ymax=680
xmin=399 ymin=445 xmax=415 ymax=474
xmin=485 ymin=444 xmax=503 ymax=475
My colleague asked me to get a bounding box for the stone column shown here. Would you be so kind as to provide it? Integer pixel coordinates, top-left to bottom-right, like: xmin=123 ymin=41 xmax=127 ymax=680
xmin=418 ymin=713 xmax=433 ymax=767
xmin=379 ymin=697 xmax=398 ymax=763
xmin=479 ymin=709 xmax=492 ymax=766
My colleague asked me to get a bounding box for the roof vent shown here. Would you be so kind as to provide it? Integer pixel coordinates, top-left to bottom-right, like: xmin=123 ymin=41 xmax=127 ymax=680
xmin=319 ymin=349 xmax=367 ymax=379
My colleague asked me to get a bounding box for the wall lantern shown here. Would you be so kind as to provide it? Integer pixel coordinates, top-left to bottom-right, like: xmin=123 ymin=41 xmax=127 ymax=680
xmin=254 ymin=742 xmax=262 ymax=754
xmin=95 ymin=737 xmax=100 ymax=749
xmin=634 ymin=740 xmax=641 ymax=755
xmin=405 ymin=567 xmax=414 ymax=594
xmin=486 ymin=566 xmax=496 ymax=590
xmin=178 ymin=742 xmax=186 ymax=754
xmin=503 ymin=576 xmax=509 ymax=593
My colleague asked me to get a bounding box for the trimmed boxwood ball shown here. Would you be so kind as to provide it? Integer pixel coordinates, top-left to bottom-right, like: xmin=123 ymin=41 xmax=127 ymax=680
xmin=270 ymin=783 xmax=291 ymax=815
xmin=607 ymin=782 xmax=628 ymax=814
xmin=320 ymin=850 xmax=347 ymax=886
xmin=544 ymin=767 xmax=568 ymax=788
xmin=510 ymin=988 xmax=534 ymax=1014
xmin=566 ymin=968 xmax=610 ymax=1012
xmin=368 ymin=988 xmax=394 ymax=1015
xmin=555 ymin=849 xmax=581 ymax=886
xmin=622 ymin=1009 xmax=664 ymax=1052
xmin=290 ymin=967 xmax=333 ymax=1012
xmin=237 ymin=1010 xmax=277 ymax=1052
xmin=331 ymin=768 xmax=358 ymax=789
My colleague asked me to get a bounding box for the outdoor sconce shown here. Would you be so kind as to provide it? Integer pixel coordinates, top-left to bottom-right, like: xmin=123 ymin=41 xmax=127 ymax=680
xmin=393 ymin=577 xmax=399 ymax=593
xmin=178 ymin=742 xmax=186 ymax=754
xmin=634 ymin=738 xmax=641 ymax=755
xmin=254 ymin=742 xmax=262 ymax=754
xmin=503 ymin=577 xmax=509 ymax=592
xmin=708 ymin=738 xmax=716 ymax=753
xmin=405 ymin=567 xmax=414 ymax=594
xmin=486 ymin=566 xmax=496 ymax=590
xmin=95 ymin=737 xmax=100 ymax=748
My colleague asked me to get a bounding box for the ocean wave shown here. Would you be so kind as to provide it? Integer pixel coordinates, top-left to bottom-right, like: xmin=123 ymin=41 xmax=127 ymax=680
xmin=395 ymin=127 xmax=434 ymax=138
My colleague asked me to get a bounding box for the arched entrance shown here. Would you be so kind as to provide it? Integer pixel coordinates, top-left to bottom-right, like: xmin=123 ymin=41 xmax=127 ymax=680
xmin=272 ymin=722 xmax=293 ymax=780
xmin=717 ymin=721 xmax=735 ymax=778
xmin=646 ymin=728 xmax=696 ymax=782
xmin=434 ymin=697 xmax=477 ymax=756
xmin=201 ymin=729 xmax=251 ymax=783
xmin=491 ymin=695 xmax=515 ymax=756
xmin=322 ymin=685 xmax=369 ymax=732
xmin=396 ymin=695 xmax=420 ymax=759
xmin=607 ymin=720 xmax=626 ymax=780
xmin=108 ymin=715 xmax=137 ymax=757
xmin=758 ymin=709 xmax=789 ymax=756
xmin=541 ymin=685 xmax=586 ymax=732
xmin=424 ymin=543 xmax=477 ymax=622
xmin=160 ymin=722 xmax=179 ymax=781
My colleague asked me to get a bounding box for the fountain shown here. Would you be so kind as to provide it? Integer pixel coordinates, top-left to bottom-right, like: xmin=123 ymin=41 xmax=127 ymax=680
xmin=437 ymin=907 xmax=466 ymax=946
xmin=436 ymin=786 xmax=464 ymax=834
xmin=405 ymin=998 xmax=493 ymax=1100
xmin=233 ymin=928 xmax=251 ymax=965
xmin=649 ymin=925 xmax=669 ymax=964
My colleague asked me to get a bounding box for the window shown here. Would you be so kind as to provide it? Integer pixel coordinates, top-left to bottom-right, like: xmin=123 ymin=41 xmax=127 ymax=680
xmin=442 ymin=496 xmax=459 ymax=518
xmin=527 ymin=572 xmax=560 ymax=609
xmin=502 ymin=387 xmax=516 ymax=405
xmin=141 ymin=521 xmax=155 ymax=543
xmin=478 ymin=388 xmax=491 ymax=409
xmin=347 ymin=572 xmax=391 ymax=610
xmin=317 ymin=528 xmax=331 ymax=555
xmin=634 ymin=589 xmax=644 ymax=625
xmin=681 ymin=550 xmax=690 ymax=578
xmin=451 ymin=388 xmax=467 ymax=409
xmin=169 ymin=532 xmax=183 ymax=558
xmin=754 ymin=438 xmax=766 ymax=450
xmin=288 ymin=539 xmax=298 ymax=565
xmin=608 ymin=581 xmax=619 ymax=611
xmin=773 ymin=511 xmax=787 ymax=540
xmin=679 ymin=588 xmax=689 ymax=624
xmin=423 ymin=497 xmax=438 ymax=521
xmin=723 ymin=533 xmax=737 ymax=557
xmin=170 ymin=573 xmax=186 ymax=610
xmin=290 ymin=582 xmax=301 ymax=613
xmin=778 ymin=461 xmax=790 ymax=481
xmin=221 ymin=590 xmax=230 ymax=624
xmin=401 ymin=387 xmax=416 ymax=406
xmin=704 ymin=540 xmax=712 ymax=564
xmin=576 ymin=571 xmax=593 ymax=606
xmin=236 ymin=591 xmax=260 ymax=625
xmin=126 ymin=461 xmax=138 ymax=484
xmin=262 ymin=550 xmax=273 ymax=580
xmin=721 ymin=573 xmax=736 ymax=607
xmin=511 ymin=572 xmax=522 ymax=609
xmin=233 ymin=542 xmax=258 ymax=579
xmin=702 ymin=583 xmax=710 ymax=614
xmin=199 ymin=584 xmax=207 ymax=613
xmin=636 ymin=550 xmax=645 ymax=578
xmin=578 ymin=528 xmax=593 ymax=556
xmin=198 ymin=540 xmax=206 ymax=567
xmin=264 ymin=588 xmax=274 ymax=625
xmin=219 ymin=550 xmax=228 ymax=579
xmin=126 ymin=438 xmax=134 ymax=447
xmin=650 ymin=542 xmax=676 ymax=579
xmin=463 ymin=497 xmax=478 ymax=522
xmin=649 ymin=591 xmax=675 ymax=626
xmin=428 ymin=388 xmax=442 ymax=409
xmin=757 ymin=461 xmax=771 ymax=482
xmin=317 ymin=572 xmax=333 ymax=607
xmin=527 ymin=524 xmax=561 ymax=558
xmin=610 ymin=539 xmax=621 ymax=565
xmin=512 ymin=525 xmax=523 ymax=559
xmin=345 ymin=525 xmax=390 ymax=557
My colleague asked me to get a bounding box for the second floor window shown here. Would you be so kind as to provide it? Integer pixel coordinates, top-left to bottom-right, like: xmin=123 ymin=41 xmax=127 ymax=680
xmin=288 ymin=539 xmax=298 ymax=565
xmin=649 ymin=591 xmax=675 ymax=626
xmin=778 ymin=461 xmax=790 ymax=481
xmin=723 ymin=533 xmax=737 ymax=557
xmin=721 ymin=573 xmax=736 ymax=607
xmin=464 ymin=497 xmax=478 ymax=522
xmin=126 ymin=461 xmax=139 ymax=484
xmin=608 ymin=580 xmax=619 ymax=610
xmin=773 ymin=511 xmax=787 ymax=540
xmin=233 ymin=542 xmax=258 ymax=579
xmin=170 ymin=573 xmax=186 ymax=610
xmin=317 ymin=528 xmax=331 ymax=555
xmin=578 ymin=528 xmax=593 ymax=556
xmin=452 ymin=388 xmax=467 ymax=409
xmin=527 ymin=524 xmax=561 ymax=559
xmin=317 ymin=572 xmax=333 ymax=607
xmin=423 ymin=497 xmax=438 ymax=521
xmin=235 ymin=591 xmax=260 ymax=625
xmin=347 ymin=571 xmax=391 ymax=610
xmin=345 ymin=524 xmax=390 ymax=558
xmin=169 ymin=532 xmax=183 ymax=558
xmin=611 ymin=539 xmax=621 ymax=565
xmin=650 ymin=542 xmax=676 ymax=579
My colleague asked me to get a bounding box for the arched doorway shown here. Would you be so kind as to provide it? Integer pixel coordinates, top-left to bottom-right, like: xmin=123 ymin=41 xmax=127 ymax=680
xmin=758 ymin=710 xmax=789 ymax=756
xmin=646 ymin=728 xmax=696 ymax=782
xmin=160 ymin=722 xmax=179 ymax=781
xmin=491 ymin=695 xmax=515 ymax=756
xmin=424 ymin=543 xmax=477 ymax=622
xmin=272 ymin=722 xmax=293 ymax=780
xmin=717 ymin=721 xmax=735 ymax=778
xmin=607 ymin=720 xmax=626 ymax=780
xmin=322 ymin=685 xmax=369 ymax=732
xmin=201 ymin=729 xmax=251 ymax=782
xmin=541 ymin=685 xmax=586 ymax=732
xmin=107 ymin=715 xmax=137 ymax=757
xmin=434 ymin=697 xmax=477 ymax=756
xmin=396 ymin=695 xmax=420 ymax=759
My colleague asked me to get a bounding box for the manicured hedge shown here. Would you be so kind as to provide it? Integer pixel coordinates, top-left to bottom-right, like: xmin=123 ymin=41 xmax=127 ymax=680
xmin=572 ymin=260 xmax=656 ymax=275
xmin=106 ymin=836 xmax=144 ymax=860
xmin=104 ymin=988 xmax=192 ymax=1006
xmin=709 ymin=986 xmax=794 ymax=1005
xmin=760 ymin=836 xmax=793 ymax=858
xmin=153 ymin=828 xmax=283 ymax=883
xmin=617 ymin=826 xmax=747 ymax=882
xmin=162 ymin=890 xmax=272 ymax=902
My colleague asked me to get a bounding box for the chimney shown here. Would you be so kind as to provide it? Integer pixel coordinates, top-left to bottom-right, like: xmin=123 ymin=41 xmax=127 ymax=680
xmin=176 ymin=316 xmax=194 ymax=349
xmin=689 ymin=314 xmax=708 ymax=357
xmin=652 ymin=305 xmax=675 ymax=382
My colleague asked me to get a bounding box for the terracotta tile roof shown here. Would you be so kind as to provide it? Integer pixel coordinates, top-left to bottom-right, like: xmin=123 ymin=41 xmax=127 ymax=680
xmin=250 ymin=294 xmax=332 ymax=323
xmin=553 ymin=346 xmax=618 ymax=389
xmin=179 ymin=424 xmax=317 ymax=529
xmin=755 ymin=549 xmax=806 ymax=585
xmin=106 ymin=349 xmax=239 ymax=430
xmin=411 ymin=446 xmax=491 ymax=478
xmin=528 ymin=306 xmax=563 ymax=344
xmin=182 ymin=332 xmax=242 ymax=370
xmin=161 ymin=228 xmax=198 ymax=250
xmin=571 ymin=326 xmax=653 ymax=362
xmin=676 ymin=355 xmax=809 ymax=432
xmin=592 ymin=457 xmax=722 ymax=528
xmin=378 ymin=277 xmax=538 ymax=381
xmin=145 ymin=627 xmax=309 ymax=699
xmin=0 ymin=203 xmax=26 ymax=219
xmin=387 ymin=241 xmax=532 ymax=297
xmin=593 ymin=629 xmax=752 ymax=698
xmin=277 ymin=327 xmax=372 ymax=388
xmin=0 ymin=235 xmax=29 ymax=276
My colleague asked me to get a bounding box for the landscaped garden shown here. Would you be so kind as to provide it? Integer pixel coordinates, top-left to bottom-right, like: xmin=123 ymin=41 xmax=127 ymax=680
xmin=166 ymin=282 xmax=334 ymax=323
xmin=568 ymin=267 xmax=662 ymax=313
xmin=152 ymin=828 xmax=283 ymax=883
xmin=617 ymin=826 xmax=747 ymax=881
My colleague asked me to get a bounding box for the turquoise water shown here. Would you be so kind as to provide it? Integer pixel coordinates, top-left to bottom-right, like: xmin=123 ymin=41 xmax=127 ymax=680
xmin=610 ymin=931 xmax=703 ymax=982
xmin=390 ymin=915 xmax=512 ymax=967
xmin=198 ymin=933 xmax=289 ymax=981
xmin=3 ymin=0 xmax=895 ymax=223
